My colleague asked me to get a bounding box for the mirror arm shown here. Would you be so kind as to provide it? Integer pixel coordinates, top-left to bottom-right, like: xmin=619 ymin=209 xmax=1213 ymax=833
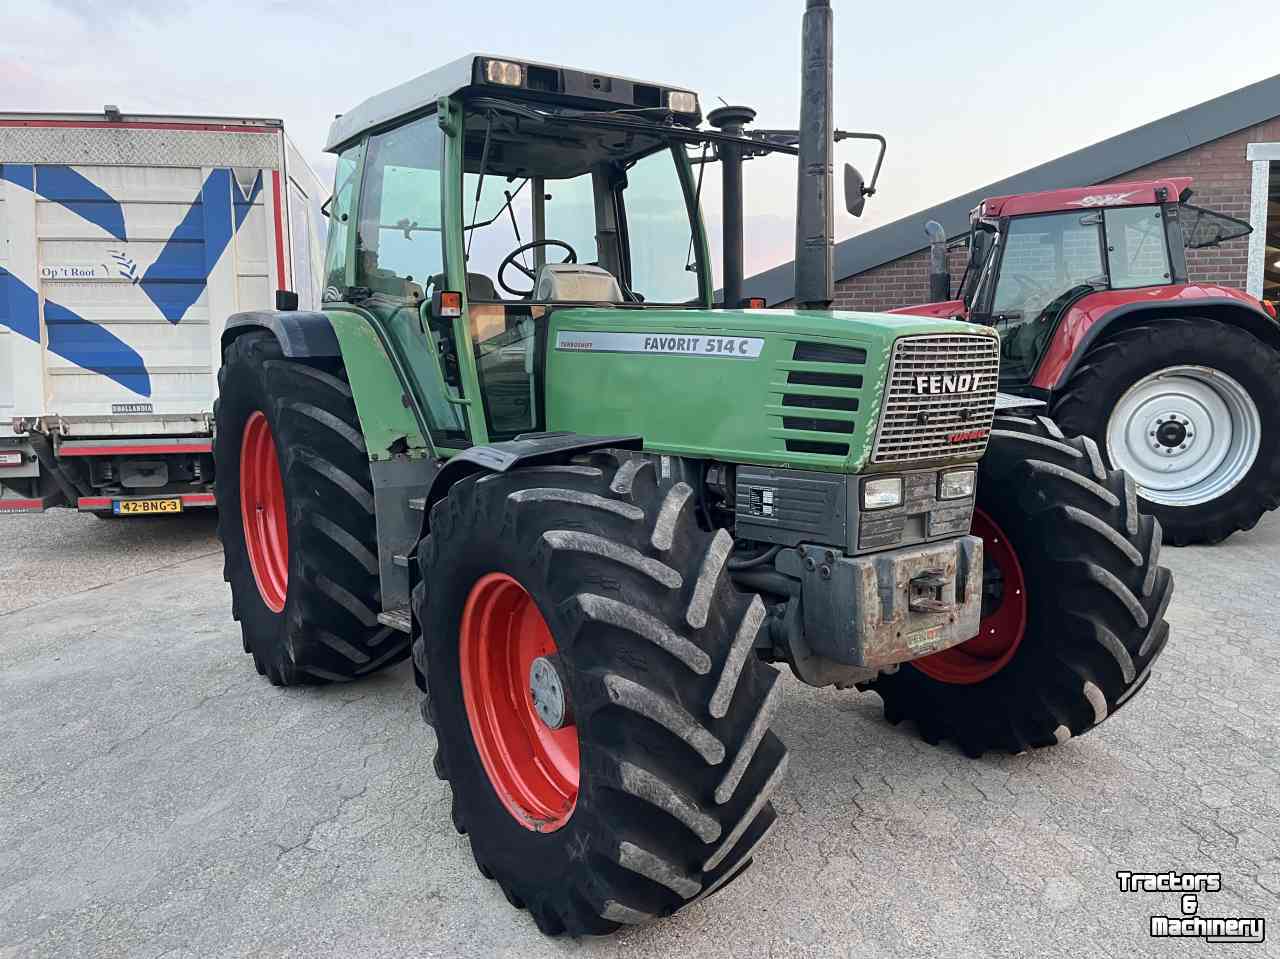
xmin=834 ymin=131 xmax=886 ymax=195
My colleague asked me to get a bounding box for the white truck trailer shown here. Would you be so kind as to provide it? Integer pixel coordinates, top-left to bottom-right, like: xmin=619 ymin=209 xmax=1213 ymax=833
xmin=0 ymin=110 xmax=325 ymax=516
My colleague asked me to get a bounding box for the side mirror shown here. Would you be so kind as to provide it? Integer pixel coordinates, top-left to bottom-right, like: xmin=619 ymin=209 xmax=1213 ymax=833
xmin=843 ymin=163 xmax=866 ymax=217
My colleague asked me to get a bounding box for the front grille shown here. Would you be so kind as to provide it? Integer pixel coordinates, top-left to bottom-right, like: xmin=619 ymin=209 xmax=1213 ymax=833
xmin=777 ymin=340 xmax=866 ymax=458
xmin=871 ymin=334 xmax=999 ymax=464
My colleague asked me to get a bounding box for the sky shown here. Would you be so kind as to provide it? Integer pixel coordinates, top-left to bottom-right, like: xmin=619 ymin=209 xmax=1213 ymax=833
xmin=4 ymin=0 xmax=1278 ymax=282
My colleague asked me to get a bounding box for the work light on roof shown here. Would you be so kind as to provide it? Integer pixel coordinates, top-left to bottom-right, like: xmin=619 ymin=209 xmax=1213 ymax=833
xmin=483 ymin=59 xmax=525 ymax=87
xmin=667 ymin=90 xmax=698 ymax=114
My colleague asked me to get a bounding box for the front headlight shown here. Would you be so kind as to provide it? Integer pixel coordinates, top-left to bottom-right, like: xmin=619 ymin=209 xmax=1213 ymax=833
xmin=862 ymin=476 xmax=903 ymax=510
xmin=938 ymin=468 xmax=977 ymax=500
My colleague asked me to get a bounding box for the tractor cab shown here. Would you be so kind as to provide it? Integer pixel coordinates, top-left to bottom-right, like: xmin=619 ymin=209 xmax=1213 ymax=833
xmin=929 ymin=178 xmax=1255 ymax=388
xmin=897 ymin=177 xmax=1279 ymax=546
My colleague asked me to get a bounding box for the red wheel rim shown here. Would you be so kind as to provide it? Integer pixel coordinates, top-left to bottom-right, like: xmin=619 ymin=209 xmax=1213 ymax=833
xmin=459 ymin=573 xmax=579 ymax=832
xmin=239 ymin=410 xmax=288 ymax=613
xmin=911 ymin=507 xmax=1027 ymax=685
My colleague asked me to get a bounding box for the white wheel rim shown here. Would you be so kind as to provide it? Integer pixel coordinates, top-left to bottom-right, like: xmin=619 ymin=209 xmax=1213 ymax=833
xmin=1105 ymin=365 xmax=1261 ymax=507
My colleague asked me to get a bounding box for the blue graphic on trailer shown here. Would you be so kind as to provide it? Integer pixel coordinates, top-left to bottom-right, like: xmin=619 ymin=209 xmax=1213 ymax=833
xmin=1 ymin=270 xmax=151 ymax=396
xmin=0 ymin=163 xmax=266 ymax=397
xmin=139 ymin=169 xmax=262 ymax=324
xmin=0 ymin=165 xmax=129 ymax=242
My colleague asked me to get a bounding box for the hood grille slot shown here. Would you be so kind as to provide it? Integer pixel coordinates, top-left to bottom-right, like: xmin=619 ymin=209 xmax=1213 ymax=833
xmin=792 ymin=342 xmax=867 ymax=364
xmin=776 ymin=341 xmax=865 ymax=458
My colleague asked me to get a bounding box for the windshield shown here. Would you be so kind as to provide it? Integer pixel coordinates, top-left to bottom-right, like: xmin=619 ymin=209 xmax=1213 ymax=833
xmin=461 ymin=105 xmax=703 ymax=304
xmin=991 ymin=212 xmax=1106 ymax=316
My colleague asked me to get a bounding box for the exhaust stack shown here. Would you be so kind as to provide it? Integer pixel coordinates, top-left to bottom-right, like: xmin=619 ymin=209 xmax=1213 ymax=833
xmin=794 ymin=0 xmax=834 ymax=310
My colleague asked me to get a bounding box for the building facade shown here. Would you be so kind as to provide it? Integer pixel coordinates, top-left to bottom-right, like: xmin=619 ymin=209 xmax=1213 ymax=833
xmin=747 ymin=75 xmax=1280 ymax=312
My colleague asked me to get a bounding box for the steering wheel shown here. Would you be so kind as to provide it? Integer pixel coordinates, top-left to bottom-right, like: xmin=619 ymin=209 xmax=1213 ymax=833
xmin=497 ymin=239 xmax=577 ymax=297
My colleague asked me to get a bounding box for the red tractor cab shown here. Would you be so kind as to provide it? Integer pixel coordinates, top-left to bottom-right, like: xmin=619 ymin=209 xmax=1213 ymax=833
xmin=894 ymin=177 xmax=1280 ymax=545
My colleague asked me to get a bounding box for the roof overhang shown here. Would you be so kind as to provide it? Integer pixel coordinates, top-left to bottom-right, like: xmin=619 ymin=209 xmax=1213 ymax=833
xmin=324 ymin=54 xmax=701 ymax=153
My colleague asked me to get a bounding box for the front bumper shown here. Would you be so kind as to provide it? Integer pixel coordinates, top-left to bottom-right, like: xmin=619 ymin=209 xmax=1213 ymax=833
xmin=783 ymin=535 xmax=983 ymax=668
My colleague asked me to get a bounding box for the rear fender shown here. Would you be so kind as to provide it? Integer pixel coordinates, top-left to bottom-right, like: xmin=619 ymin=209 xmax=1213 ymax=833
xmin=1033 ymin=286 xmax=1280 ymax=390
xmin=221 ymin=310 xmax=341 ymax=360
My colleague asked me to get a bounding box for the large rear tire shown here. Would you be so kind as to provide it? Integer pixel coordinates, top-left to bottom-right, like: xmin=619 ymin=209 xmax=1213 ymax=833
xmin=214 ymin=331 xmax=409 ymax=685
xmin=414 ymin=451 xmax=787 ymax=936
xmin=1053 ymin=318 xmax=1280 ymax=545
xmin=868 ymin=415 xmax=1173 ymax=758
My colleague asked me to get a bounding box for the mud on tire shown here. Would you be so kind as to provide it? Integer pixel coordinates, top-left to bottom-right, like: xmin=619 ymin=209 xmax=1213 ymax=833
xmin=869 ymin=415 xmax=1174 ymax=757
xmin=214 ymin=331 xmax=409 ymax=685
xmin=413 ymin=451 xmax=787 ymax=936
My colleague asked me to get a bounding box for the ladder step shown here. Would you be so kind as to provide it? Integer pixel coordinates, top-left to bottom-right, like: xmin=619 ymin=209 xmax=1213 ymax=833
xmin=378 ymin=607 xmax=412 ymax=633
xmin=393 ymin=553 xmax=409 ymax=568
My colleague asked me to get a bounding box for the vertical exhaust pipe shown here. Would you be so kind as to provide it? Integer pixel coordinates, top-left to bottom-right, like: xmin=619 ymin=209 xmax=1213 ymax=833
xmin=794 ymin=0 xmax=834 ymax=310
xmin=925 ymin=220 xmax=951 ymax=301
xmin=708 ymin=105 xmax=757 ymax=308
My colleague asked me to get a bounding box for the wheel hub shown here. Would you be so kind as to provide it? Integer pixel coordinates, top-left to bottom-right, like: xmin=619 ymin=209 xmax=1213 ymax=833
xmin=1106 ymin=365 xmax=1260 ymax=507
xmin=1153 ymin=417 xmax=1189 ymax=450
xmin=529 ymin=655 xmax=570 ymax=730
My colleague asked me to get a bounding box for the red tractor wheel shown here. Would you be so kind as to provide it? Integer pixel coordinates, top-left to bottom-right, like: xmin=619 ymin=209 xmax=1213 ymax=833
xmin=460 ymin=573 xmax=579 ymax=831
xmin=214 ymin=331 xmax=409 ymax=684
xmin=239 ymin=410 xmax=289 ymax=613
xmin=870 ymin=415 xmax=1173 ymax=757
xmin=911 ymin=508 xmax=1026 ymax=685
xmin=414 ymin=452 xmax=788 ymax=936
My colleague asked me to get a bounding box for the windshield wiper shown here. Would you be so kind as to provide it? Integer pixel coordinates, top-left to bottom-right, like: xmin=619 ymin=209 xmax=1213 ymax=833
xmin=466 ymin=110 xmax=496 ymax=257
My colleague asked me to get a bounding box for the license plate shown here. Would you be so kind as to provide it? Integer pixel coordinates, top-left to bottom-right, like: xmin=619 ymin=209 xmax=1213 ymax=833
xmin=113 ymin=498 xmax=183 ymax=515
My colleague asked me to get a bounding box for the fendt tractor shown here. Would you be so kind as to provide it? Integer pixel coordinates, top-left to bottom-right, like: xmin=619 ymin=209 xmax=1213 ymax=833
xmin=898 ymin=182 xmax=1279 ymax=545
xmin=214 ymin=2 xmax=1172 ymax=936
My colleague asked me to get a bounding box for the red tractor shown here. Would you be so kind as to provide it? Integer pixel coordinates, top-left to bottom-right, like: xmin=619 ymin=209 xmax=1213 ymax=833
xmin=896 ymin=177 xmax=1279 ymax=545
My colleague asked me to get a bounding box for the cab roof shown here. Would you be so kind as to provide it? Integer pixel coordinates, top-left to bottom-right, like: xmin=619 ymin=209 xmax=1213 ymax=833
xmin=324 ymin=53 xmax=700 ymax=153
xmin=976 ymin=177 xmax=1194 ymax=219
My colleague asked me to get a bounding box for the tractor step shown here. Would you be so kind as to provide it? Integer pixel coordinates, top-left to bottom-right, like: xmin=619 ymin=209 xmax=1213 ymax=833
xmin=408 ymin=497 xmax=426 ymax=512
xmin=378 ymin=607 xmax=412 ymax=634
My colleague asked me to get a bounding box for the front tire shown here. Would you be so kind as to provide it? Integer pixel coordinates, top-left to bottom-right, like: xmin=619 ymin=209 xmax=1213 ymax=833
xmin=414 ymin=452 xmax=787 ymax=936
xmin=1053 ymin=318 xmax=1280 ymax=545
xmin=214 ymin=331 xmax=409 ymax=685
xmin=869 ymin=415 xmax=1173 ymax=758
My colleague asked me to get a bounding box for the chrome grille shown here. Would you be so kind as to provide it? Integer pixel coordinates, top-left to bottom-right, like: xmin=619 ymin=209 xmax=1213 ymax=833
xmin=871 ymin=334 xmax=999 ymax=464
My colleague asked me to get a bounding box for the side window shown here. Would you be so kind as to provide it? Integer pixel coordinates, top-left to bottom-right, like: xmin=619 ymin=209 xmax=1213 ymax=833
xmin=623 ymin=148 xmax=699 ymax=303
xmin=323 ymin=143 xmax=361 ymax=296
xmin=355 ymin=116 xmax=444 ymax=299
xmin=1105 ymin=206 xmax=1171 ymax=289
xmin=990 ymin=212 xmax=1104 ymax=386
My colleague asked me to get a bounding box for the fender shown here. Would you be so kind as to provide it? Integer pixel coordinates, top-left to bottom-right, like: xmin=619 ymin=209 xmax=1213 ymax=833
xmin=220 ymin=310 xmax=341 ymax=359
xmin=1032 ymin=285 xmax=1280 ymax=391
xmin=420 ymin=432 xmax=644 ymax=528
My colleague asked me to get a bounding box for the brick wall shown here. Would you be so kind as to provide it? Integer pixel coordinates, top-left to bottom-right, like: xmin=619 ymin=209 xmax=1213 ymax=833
xmin=825 ymin=116 xmax=1280 ymax=311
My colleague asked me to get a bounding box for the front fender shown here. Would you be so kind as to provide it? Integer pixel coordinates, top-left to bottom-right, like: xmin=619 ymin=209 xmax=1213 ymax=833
xmin=1032 ymin=284 xmax=1280 ymax=390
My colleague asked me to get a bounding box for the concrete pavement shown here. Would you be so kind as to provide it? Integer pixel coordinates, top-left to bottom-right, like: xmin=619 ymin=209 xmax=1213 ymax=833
xmin=0 ymin=508 xmax=1277 ymax=957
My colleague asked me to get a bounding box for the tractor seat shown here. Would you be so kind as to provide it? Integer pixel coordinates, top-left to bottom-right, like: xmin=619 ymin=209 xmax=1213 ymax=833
xmin=429 ymin=272 xmax=499 ymax=302
xmin=533 ymin=263 xmax=623 ymax=303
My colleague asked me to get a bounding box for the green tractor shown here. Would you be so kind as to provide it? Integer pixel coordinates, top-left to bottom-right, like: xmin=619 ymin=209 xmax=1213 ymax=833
xmin=214 ymin=1 xmax=1172 ymax=936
